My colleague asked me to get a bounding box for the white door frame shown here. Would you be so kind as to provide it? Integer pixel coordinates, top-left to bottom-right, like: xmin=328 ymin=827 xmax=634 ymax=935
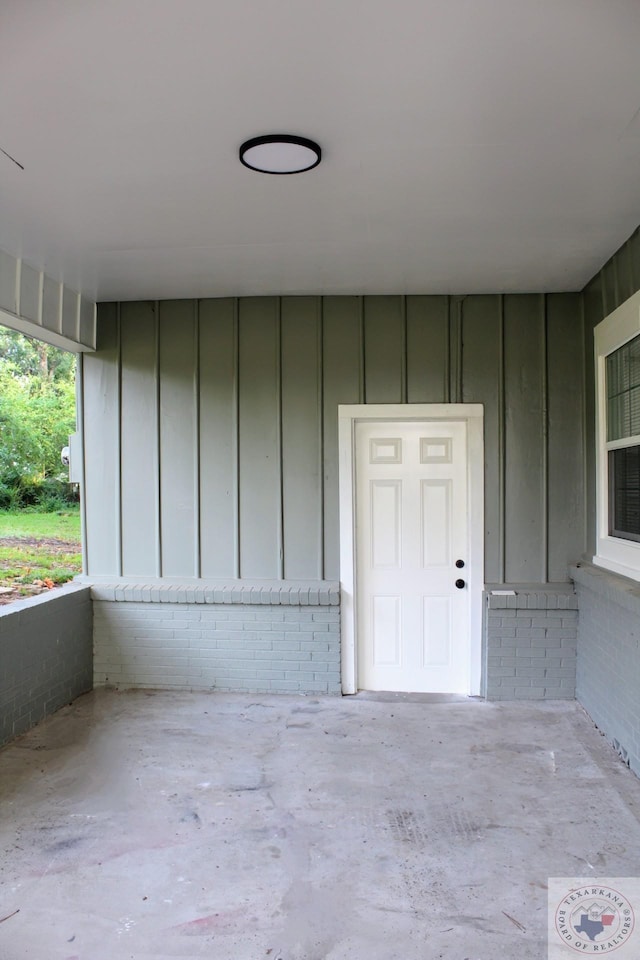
xmin=338 ymin=403 xmax=484 ymax=695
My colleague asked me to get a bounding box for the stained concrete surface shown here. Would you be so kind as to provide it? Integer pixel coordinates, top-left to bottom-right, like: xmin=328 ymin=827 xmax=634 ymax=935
xmin=1 ymin=692 xmax=640 ymax=960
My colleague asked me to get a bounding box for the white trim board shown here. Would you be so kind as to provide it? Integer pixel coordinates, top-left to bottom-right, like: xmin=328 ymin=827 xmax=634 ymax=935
xmin=337 ymin=403 xmax=484 ymax=696
xmin=594 ymin=290 xmax=640 ymax=581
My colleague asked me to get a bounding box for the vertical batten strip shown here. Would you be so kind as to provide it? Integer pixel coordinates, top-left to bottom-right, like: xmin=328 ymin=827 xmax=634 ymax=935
xmin=75 ymin=291 xmax=81 ymax=343
xmin=444 ymin=296 xmax=451 ymax=403
xmin=277 ymin=297 xmax=285 ymax=579
xmin=613 ymin=254 xmax=620 ymax=312
xmin=36 ymin=271 xmax=44 ymax=326
xmin=456 ymin=298 xmax=464 ymax=403
xmin=193 ymin=300 xmax=201 ymax=578
xmin=318 ymin=297 xmax=325 ymax=578
xmin=631 ymin=229 xmax=640 ymax=295
xmin=580 ymin=293 xmax=589 ymax=557
xmin=154 ymin=303 xmax=162 ymax=577
xmin=400 ymin=295 xmax=408 ymax=403
xmin=91 ymin=303 xmax=98 ymax=350
xmin=623 ymin=237 xmax=634 ymax=304
xmin=541 ymin=295 xmax=549 ymax=582
xmin=14 ymin=257 xmax=21 ymax=315
xmin=449 ymin=297 xmax=460 ymax=402
xmin=359 ymin=296 xmax=366 ymax=403
xmin=233 ymin=299 xmax=240 ymax=579
xmin=498 ymin=294 xmax=506 ymax=583
xmin=115 ymin=303 xmax=123 ymax=577
xmin=77 ymin=353 xmax=88 ymax=575
xmin=450 ymin=298 xmax=457 ymax=402
xmin=56 ymin=282 xmax=63 ymax=334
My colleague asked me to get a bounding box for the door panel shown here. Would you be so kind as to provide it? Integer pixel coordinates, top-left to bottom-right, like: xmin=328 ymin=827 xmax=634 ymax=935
xmin=421 ymin=480 xmax=451 ymax=567
xmin=372 ymin=596 xmax=401 ymax=665
xmin=371 ymin=481 xmax=401 ymax=567
xmin=356 ymin=419 xmax=470 ymax=693
xmin=422 ymin=595 xmax=452 ymax=667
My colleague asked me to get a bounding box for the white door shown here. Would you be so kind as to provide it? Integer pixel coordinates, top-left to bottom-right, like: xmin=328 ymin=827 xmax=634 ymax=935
xmin=355 ymin=419 xmax=470 ymax=693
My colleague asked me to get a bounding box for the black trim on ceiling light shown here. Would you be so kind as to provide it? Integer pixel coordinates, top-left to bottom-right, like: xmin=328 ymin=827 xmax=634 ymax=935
xmin=239 ymin=134 xmax=322 ymax=174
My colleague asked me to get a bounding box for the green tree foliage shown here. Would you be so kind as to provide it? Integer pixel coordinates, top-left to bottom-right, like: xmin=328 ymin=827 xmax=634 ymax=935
xmin=0 ymin=327 xmax=77 ymax=508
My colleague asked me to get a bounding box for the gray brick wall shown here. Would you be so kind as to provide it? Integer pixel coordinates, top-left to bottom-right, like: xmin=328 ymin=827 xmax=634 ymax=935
xmin=485 ymin=589 xmax=578 ymax=700
xmin=0 ymin=583 xmax=93 ymax=747
xmin=572 ymin=563 xmax=640 ymax=777
xmin=93 ymin=585 xmax=341 ymax=694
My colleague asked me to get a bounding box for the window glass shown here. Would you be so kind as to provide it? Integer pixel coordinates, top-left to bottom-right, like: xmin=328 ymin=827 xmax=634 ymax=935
xmin=607 ymin=334 xmax=640 ymax=441
xmin=630 ymin=336 xmax=640 ymax=387
xmin=610 ymin=447 xmax=640 ymax=540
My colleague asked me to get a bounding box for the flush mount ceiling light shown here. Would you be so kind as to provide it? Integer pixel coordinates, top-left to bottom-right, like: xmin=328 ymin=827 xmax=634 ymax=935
xmin=239 ymin=134 xmax=321 ymax=174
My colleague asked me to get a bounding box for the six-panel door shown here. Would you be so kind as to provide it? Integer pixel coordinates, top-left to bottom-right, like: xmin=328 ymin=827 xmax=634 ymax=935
xmin=355 ymin=420 xmax=470 ymax=693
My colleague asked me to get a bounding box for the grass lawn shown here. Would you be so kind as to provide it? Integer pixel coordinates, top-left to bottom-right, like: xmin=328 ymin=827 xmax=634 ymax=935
xmin=0 ymin=509 xmax=81 ymax=541
xmin=0 ymin=507 xmax=82 ymax=600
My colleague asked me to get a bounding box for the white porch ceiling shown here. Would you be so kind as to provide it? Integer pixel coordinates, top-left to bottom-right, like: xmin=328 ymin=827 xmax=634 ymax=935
xmin=1 ymin=0 xmax=639 ymax=301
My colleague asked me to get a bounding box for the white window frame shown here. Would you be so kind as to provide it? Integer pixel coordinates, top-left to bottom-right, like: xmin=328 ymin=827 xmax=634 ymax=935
xmin=594 ymin=289 xmax=640 ymax=580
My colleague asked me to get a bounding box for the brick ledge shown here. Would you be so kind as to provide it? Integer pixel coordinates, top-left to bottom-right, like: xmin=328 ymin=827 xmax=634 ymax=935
xmin=0 ymin=581 xmax=91 ymax=619
xmin=84 ymin=579 xmax=340 ymax=605
xmin=570 ymin=562 xmax=640 ymax=617
xmin=484 ymin=584 xmax=577 ymax=610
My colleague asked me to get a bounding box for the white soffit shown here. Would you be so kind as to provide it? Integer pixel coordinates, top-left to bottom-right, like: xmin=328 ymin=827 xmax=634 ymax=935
xmin=0 ymin=0 xmax=639 ymax=301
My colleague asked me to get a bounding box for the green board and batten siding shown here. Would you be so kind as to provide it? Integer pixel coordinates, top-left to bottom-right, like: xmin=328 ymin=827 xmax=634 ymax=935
xmin=82 ymin=293 xmax=584 ymax=584
xmin=573 ymin=226 xmax=640 ymax=767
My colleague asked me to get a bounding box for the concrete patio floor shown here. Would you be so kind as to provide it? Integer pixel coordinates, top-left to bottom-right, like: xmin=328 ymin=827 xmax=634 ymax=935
xmin=1 ymin=691 xmax=640 ymax=960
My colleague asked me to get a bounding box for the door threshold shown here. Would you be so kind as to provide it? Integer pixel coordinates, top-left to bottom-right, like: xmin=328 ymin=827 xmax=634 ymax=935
xmin=352 ymin=691 xmax=481 ymax=703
